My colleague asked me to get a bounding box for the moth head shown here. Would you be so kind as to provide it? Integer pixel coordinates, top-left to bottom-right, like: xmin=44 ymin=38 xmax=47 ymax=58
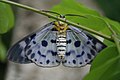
xmin=54 ymin=15 xmax=68 ymax=32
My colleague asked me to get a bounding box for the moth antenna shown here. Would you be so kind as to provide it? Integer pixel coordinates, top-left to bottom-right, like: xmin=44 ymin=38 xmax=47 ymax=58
xmin=41 ymin=10 xmax=66 ymax=21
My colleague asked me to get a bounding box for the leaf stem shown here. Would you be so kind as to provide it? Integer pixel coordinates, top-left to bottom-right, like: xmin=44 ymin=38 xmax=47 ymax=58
xmin=105 ymin=22 xmax=120 ymax=54
xmin=0 ymin=0 xmax=114 ymax=42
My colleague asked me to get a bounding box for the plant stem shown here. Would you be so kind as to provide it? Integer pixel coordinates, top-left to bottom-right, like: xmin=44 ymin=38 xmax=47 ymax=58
xmin=0 ymin=0 xmax=114 ymax=42
xmin=106 ymin=22 xmax=120 ymax=54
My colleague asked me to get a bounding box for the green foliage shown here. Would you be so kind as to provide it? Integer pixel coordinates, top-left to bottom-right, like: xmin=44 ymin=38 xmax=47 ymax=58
xmin=84 ymin=46 xmax=120 ymax=80
xmin=52 ymin=0 xmax=109 ymax=31
xmin=0 ymin=38 xmax=6 ymax=62
xmin=51 ymin=0 xmax=120 ymax=45
xmin=0 ymin=2 xmax=14 ymax=62
xmin=51 ymin=0 xmax=120 ymax=80
xmin=0 ymin=2 xmax=14 ymax=34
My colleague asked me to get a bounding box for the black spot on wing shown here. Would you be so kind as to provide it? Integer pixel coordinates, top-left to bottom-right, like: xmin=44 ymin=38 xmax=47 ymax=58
xmin=25 ymin=38 xmax=31 ymax=44
xmin=46 ymin=60 xmax=50 ymax=64
xmin=92 ymin=39 xmax=97 ymax=45
xmin=87 ymin=53 xmax=92 ymax=59
xmin=38 ymin=51 xmax=41 ymax=55
xmin=40 ymin=62 xmax=43 ymax=64
xmin=63 ymin=60 xmax=67 ymax=63
xmin=42 ymin=40 xmax=48 ymax=47
xmin=41 ymin=54 xmax=46 ymax=58
xmin=86 ymin=34 xmax=92 ymax=40
xmin=92 ymin=45 xmax=97 ymax=50
xmin=66 ymin=52 xmax=71 ymax=56
xmin=30 ymin=33 xmax=36 ymax=39
xmin=27 ymin=49 xmax=32 ymax=55
xmin=74 ymin=41 xmax=81 ymax=47
xmin=76 ymin=55 xmax=81 ymax=58
xmin=30 ymin=53 xmax=35 ymax=59
xmin=76 ymin=51 xmax=85 ymax=58
xmin=47 ymin=50 xmax=57 ymax=56
xmin=25 ymin=45 xmax=31 ymax=50
xmin=51 ymin=39 xmax=56 ymax=43
xmin=51 ymin=51 xmax=57 ymax=56
xmin=79 ymin=62 xmax=82 ymax=64
xmin=90 ymin=49 xmax=96 ymax=56
xmin=34 ymin=59 xmax=37 ymax=61
xmin=66 ymin=39 xmax=72 ymax=44
xmin=66 ymin=50 xmax=75 ymax=56
xmin=37 ymin=51 xmax=46 ymax=57
xmin=86 ymin=41 xmax=90 ymax=44
xmin=73 ymin=60 xmax=76 ymax=64
xmin=33 ymin=41 xmax=36 ymax=44
xmin=85 ymin=59 xmax=88 ymax=62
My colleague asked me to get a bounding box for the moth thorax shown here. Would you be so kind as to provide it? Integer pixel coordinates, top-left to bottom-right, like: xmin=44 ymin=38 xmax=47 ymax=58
xmin=56 ymin=32 xmax=66 ymax=59
xmin=54 ymin=21 xmax=68 ymax=33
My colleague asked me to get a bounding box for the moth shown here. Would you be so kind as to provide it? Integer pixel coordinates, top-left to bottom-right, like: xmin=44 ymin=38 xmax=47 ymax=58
xmin=7 ymin=15 xmax=106 ymax=68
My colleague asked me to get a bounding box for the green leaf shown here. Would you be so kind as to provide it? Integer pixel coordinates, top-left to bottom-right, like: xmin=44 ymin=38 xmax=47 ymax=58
xmin=0 ymin=39 xmax=6 ymax=62
xmin=84 ymin=57 xmax=120 ymax=80
xmin=100 ymin=24 xmax=112 ymax=36
xmin=91 ymin=46 xmax=118 ymax=70
xmin=103 ymin=39 xmax=115 ymax=46
xmin=51 ymin=0 xmax=108 ymax=31
xmin=84 ymin=46 xmax=120 ymax=80
xmin=52 ymin=0 xmax=100 ymax=16
xmin=103 ymin=18 xmax=120 ymax=35
xmin=0 ymin=2 xmax=14 ymax=34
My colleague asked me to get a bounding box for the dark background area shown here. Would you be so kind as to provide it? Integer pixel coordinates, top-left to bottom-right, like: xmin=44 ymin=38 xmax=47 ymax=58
xmin=95 ymin=0 xmax=120 ymax=22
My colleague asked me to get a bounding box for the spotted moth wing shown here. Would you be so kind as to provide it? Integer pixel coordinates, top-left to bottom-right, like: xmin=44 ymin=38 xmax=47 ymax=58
xmin=62 ymin=25 xmax=106 ymax=67
xmin=25 ymin=27 xmax=61 ymax=67
xmin=8 ymin=22 xmax=61 ymax=67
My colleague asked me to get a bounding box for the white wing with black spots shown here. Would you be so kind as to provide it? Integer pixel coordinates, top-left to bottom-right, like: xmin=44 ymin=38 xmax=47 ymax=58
xmin=62 ymin=25 xmax=106 ymax=67
xmin=26 ymin=29 xmax=61 ymax=67
xmin=7 ymin=22 xmax=59 ymax=66
xmin=7 ymin=41 xmax=32 ymax=63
